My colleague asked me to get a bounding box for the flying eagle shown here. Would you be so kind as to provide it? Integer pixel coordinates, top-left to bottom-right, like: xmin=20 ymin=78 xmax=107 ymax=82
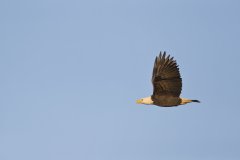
xmin=136 ymin=52 xmax=200 ymax=107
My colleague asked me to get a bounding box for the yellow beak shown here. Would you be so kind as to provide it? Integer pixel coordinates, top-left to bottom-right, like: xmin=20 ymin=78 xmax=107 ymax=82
xmin=136 ymin=99 xmax=142 ymax=104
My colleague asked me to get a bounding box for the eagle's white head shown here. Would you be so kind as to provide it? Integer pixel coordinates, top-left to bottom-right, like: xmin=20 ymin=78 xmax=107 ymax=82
xmin=136 ymin=96 xmax=153 ymax=105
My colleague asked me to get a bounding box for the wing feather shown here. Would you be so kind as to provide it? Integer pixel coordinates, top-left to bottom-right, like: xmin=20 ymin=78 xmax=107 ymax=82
xmin=152 ymin=52 xmax=182 ymax=97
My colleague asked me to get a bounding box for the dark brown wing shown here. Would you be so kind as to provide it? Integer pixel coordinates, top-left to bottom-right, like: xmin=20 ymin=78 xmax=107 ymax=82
xmin=151 ymin=52 xmax=182 ymax=97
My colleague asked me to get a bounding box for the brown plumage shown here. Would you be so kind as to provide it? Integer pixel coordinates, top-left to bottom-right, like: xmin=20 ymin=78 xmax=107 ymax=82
xmin=136 ymin=51 xmax=200 ymax=107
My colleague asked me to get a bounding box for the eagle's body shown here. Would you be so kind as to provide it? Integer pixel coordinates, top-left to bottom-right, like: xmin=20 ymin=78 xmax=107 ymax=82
xmin=136 ymin=52 xmax=200 ymax=107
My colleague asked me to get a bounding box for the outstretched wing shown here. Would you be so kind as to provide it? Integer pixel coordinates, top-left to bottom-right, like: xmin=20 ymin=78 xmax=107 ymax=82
xmin=152 ymin=52 xmax=182 ymax=97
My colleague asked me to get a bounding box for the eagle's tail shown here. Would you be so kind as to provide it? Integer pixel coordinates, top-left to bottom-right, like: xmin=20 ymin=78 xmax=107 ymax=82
xmin=180 ymin=98 xmax=200 ymax=105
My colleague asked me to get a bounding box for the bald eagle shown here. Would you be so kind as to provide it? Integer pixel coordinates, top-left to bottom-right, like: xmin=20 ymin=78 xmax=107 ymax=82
xmin=136 ymin=52 xmax=200 ymax=107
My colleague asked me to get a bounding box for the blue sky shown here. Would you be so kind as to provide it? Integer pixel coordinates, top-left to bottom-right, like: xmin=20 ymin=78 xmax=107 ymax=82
xmin=1 ymin=0 xmax=240 ymax=160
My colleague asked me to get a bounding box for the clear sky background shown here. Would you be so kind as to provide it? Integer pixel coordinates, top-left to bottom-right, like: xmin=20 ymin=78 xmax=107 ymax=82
xmin=1 ymin=0 xmax=240 ymax=160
